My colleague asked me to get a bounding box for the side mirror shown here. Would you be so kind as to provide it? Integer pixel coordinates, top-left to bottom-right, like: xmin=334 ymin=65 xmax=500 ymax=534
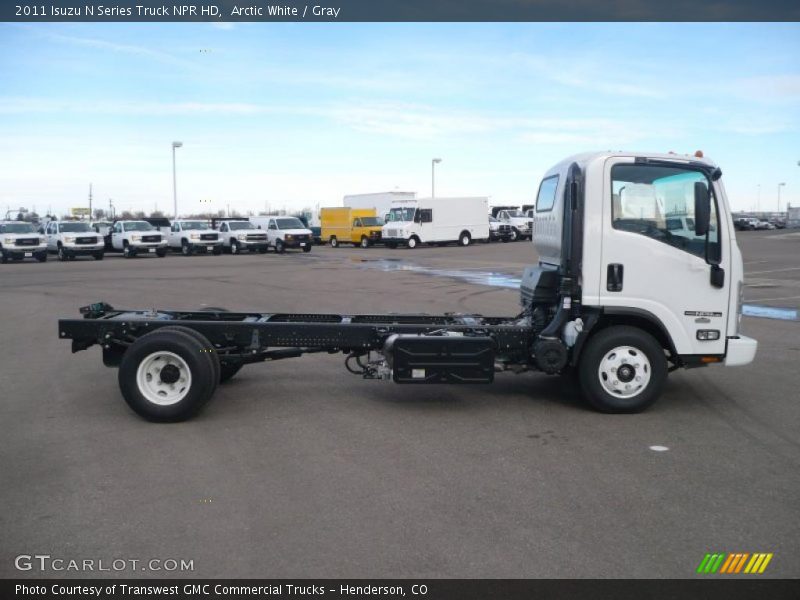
xmin=694 ymin=181 xmax=710 ymax=237
xmin=413 ymin=211 xmax=422 ymax=224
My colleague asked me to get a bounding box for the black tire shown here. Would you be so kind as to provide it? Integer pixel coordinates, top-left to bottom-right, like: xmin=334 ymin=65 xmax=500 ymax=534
xmin=387 ymin=242 xmax=398 ymax=249
xmin=157 ymin=325 xmax=221 ymax=385
xmin=123 ymin=244 xmax=135 ymax=258
xmin=459 ymin=231 xmax=471 ymax=247
xmin=501 ymin=238 xmax=510 ymax=243
xmin=0 ymin=250 xmax=7 ymax=264
xmin=257 ymin=246 xmax=268 ymax=254
xmin=275 ymin=240 xmax=285 ymax=254
xmin=578 ymin=326 xmax=668 ymax=414
xmin=231 ymin=240 xmax=241 ymax=255
xmin=118 ymin=328 xmax=219 ymax=422
xmin=330 ymin=236 xmax=338 ymax=248
xmin=509 ymin=228 xmax=519 ymax=242
xmin=35 ymin=251 xmax=48 ymax=262
xmin=360 ymin=236 xmax=370 ymax=248
xmin=156 ymin=248 xmax=167 ymax=258
xmin=302 ymin=245 xmax=311 ymax=253
xmin=57 ymin=245 xmax=69 ymax=261
xmin=181 ymin=241 xmax=192 ymax=256
xmin=407 ymin=236 xmax=419 ymax=249
xmin=212 ymin=246 xmax=222 ymax=255
xmin=93 ymin=251 xmax=104 ymax=261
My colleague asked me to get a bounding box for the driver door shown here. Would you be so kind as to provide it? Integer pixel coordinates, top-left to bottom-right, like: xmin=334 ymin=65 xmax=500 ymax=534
xmin=598 ymin=157 xmax=730 ymax=356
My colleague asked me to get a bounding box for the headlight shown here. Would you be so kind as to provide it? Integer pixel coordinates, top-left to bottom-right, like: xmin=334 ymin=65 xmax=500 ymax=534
xmin=190 ymin=233 xmax=200 ymax=240
xmin=40 ymin=237 xmax=47 ymax=243
xmin=237 ymin=234 xmax=247 ymax=240
xmin=4 ymin=237 xmax=15 ymax=244
xmin=63 ymin=236 xmax=75 ymax=243
xmin=285 ymin=235 xmax=294 ymax=240
xmin=131 ymin=235 xmax=141 ymax=241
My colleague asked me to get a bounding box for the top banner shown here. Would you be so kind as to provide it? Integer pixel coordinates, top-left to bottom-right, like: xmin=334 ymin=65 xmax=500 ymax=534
xmin=4 ymin=0 xmax=800 ymax=22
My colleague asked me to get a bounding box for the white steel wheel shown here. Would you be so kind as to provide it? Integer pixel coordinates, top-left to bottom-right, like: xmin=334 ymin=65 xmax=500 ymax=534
xmin=330 ymin=236 xmax=338 ymax=247
xmin=407 ymin=237 xmax=418 ymax=249
xmin=360 ymin=236 xmax=369 ymax=248
xmin=597 ymin=345 xmax=651 ymax=399
xmin=135 ymin=351 xmax=192 ymax=406
xmin=459 ymin=232 xmax=471 ymax=246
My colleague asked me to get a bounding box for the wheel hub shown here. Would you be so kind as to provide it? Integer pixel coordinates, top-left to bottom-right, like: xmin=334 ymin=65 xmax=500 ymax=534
xmin=597 ymin=345 xmax=651 ymax=399
xmin=159 ymin=364 xmax=180 ymax=384
xmin=135 ymin=351 xmax=192 ymax=406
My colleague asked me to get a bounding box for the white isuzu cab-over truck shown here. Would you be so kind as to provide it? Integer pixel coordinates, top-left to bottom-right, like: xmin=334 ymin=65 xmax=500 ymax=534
xmin=60 ymin=151 xmax=757 ymax=422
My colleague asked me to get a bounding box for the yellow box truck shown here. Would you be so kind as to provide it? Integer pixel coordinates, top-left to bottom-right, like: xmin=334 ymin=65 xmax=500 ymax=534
xmin=320 ymin=208 xmax=384 ymax=248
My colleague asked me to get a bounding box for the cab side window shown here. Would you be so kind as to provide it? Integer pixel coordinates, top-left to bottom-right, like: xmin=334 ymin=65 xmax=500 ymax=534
xmin=353 ymin=219 xmax=362 ymax=227
xmin=611 ymin=164 xmax=719 ymax=260
xmin=419 ymin=209 xmax=433 ymax=223
xmin=268 ymin=221 xmax=277 ymax=230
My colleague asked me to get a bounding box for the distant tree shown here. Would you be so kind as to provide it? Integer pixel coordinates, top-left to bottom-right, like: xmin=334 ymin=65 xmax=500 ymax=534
xmin=150 ymin=210 xmax=165 ymax=218
xmin=16 ymin=212 xmax=25 ymax=221
xmin=93 ymin=208 xmax=106 ymax=220
xmin=119 ymin=210 xmax=135 ymax=220
xmin=133 ymin=211 xmax=146 ymax=219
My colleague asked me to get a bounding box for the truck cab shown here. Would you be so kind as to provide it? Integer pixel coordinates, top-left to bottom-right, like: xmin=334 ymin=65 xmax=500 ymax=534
xmin=167 ymin=220 xmax=222 ymax=255
xmin=526 ymin=151 xmax=756 ymax=410
xmin=251 ymin=216 xmax=313 ymax=253
xmin=110 ymin=220 xmax=168 ymax=258
xmin=216 ymin=220 xmax=269 ymax=254
xmin=44 ymin=220 xmax=105 ymax=261
xmin=0 ymin=221 xmax=47 ymax=263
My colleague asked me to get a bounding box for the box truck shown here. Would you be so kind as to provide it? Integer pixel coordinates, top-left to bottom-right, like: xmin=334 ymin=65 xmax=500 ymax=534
xmin=320 ymin=207 xmax=384 ymax=248
xmin=382 ymin=197 xmax=490 ymax=248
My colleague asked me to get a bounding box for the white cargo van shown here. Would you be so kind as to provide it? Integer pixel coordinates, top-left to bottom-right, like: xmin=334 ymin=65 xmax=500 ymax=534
xmin=381 ymin=197 xmax=490 ymax=248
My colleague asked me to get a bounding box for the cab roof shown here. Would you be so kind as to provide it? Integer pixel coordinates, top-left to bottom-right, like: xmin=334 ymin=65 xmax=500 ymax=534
xmin=543 ymin=151 xmax=718 ymax=178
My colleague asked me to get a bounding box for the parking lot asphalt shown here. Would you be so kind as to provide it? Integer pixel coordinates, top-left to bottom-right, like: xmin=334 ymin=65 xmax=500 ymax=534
xmin=1 ymin=233 xmax=798 ymax=579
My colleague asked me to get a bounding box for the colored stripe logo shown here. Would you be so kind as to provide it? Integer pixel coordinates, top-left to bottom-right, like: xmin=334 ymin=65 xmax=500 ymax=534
xmin=696 ymin=552 xmax=773 ymax=574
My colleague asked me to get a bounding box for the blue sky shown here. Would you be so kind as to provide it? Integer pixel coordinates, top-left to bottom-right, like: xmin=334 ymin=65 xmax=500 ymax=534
xmin=0 ymin=22 xmax=798 ymax=217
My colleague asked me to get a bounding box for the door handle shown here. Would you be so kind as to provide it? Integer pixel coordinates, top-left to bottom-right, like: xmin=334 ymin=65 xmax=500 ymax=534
xmin=607 ymin=263 xmax=624 ymax=292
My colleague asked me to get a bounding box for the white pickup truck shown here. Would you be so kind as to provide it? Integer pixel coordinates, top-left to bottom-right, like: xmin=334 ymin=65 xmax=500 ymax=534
xmin=0 ymin=221 xmax=48 ymax=263
xmin=166 ymin=220 xmax=223 ymax=256
xmin=109 ymin=220 xmax=168 ymax=258
xmin=250 ymin=216 xmax=313 ymax=253
xmin=216 ymin=220 xmax=269 ymax=254
xmin=495 ymin=208 xmax=533 ymax=241
xmin=44 ymin=220 xmax=105 ymax=261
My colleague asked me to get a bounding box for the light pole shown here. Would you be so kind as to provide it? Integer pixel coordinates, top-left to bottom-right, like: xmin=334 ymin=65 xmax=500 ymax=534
xmin=172 ymin=141 xmax=183 ymax=218
xmin=756 ymin=184 xmax=761 ymax=212
xmin=777 ymin=182 xmax=786 ymax=213
xmin=431 ymin=158 xmax=442 ymax=198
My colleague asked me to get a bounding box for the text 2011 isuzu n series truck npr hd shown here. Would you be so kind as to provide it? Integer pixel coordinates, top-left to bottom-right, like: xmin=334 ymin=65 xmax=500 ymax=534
xmin=58 ymin=151 xmax=757 ymax=422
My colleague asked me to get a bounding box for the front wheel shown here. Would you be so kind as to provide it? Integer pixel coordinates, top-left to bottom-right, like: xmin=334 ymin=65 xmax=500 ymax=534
xmin=407 ymin=236 xmax=418 ymax=249
xmin=212 ymin=246 xmax=222 ymax=255
xmin=181 ymin=241 xmax=192 ymax=256
xmin=118 ymin=329 xmax=219 ymax=422
xmin=123 ymin=244 xmax=135 ymax=258
xmin=302 ymin=245 xmax=311 ymax=253
xmin=509 ymin=228 xmax=519 ymax=242
xmin=275 ymin=240 xmax=285 ymax=254
xmin=156 ymin=248 xmax=167 ymax=258
xmin=231 ymin=241 xmax=241 ymax=255
xmin=93 ymin=251 xmax=104 ymax=261
xmin=360 ymin=236 xmax=370 ymax=248
xmin=57 ymin=246 xmax=69 ymax=261
xmin=578 ymin=326 xmax=667 ymax=413
xmin=459 ymin=231 xmax=471 ymax=247
xmin=35 ymin=251 xmax=48 ymax=262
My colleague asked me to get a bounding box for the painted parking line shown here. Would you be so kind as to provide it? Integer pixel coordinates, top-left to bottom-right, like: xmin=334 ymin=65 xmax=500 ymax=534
xmin=742 ymin=304 xmax=799 ymax=321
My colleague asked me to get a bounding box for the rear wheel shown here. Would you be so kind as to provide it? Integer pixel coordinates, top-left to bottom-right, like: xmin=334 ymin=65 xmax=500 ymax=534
xmin=118 ymin=329 xmax=219 ymax=422
xmin=578 ymin=326 xmax=667 ymax=413
xmin=459 ymin=231 xmax=471 ymax=246
xmin=330 ymin=236 xmax=338 ymax=248
xmin=0 ymin=250 xmax=7 ymax=264
xmin=195 ymin=308 xmax=242 ymax=383
xmin=387 ymin=242 xmax=398 ymax=249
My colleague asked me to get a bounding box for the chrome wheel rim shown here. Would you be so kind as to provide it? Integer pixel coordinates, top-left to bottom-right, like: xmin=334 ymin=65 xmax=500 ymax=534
xmin=597 ymin=345 xmax=651 ymax=399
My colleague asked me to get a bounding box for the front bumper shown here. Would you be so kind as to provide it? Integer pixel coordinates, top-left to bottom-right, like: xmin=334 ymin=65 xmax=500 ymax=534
xmin=188 ymin=240 xmax=222 ymax=249
xmin=130 ymin=241 xmax=168 ymax=249
xmin=2 ymin=244 xmax=47 ymax=257
xmin=724 ymin=335 xmax=758 ymax=366
xmin=63 ymin=243 xmax=104 ymax=254
xmin=282 ymin=238 xmax=311 ymax=248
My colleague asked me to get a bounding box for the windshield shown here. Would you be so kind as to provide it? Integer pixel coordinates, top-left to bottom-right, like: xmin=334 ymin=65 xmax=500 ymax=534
xmin=387 ymin=207 xmax=416 ymax=222
xmin=179 ymin=221 xmax=208 ymax=230
xmin=229 ymin=222 xmax=255 ymax=230
xmin=360 ymin=217 xmax=384 ymax=226
xmin=276 ymin=218 xmax=305 ymax=230
xmin=489 ymin=216 xmax=498 ymax=222
xmin=0 ymin=223 xmax=37 ymax=234
xmin=60 ymin=222 xmax=92 ymax=232
xmin=123 ymin=222 xmax=154 ymax=232
xmin=506 ymin=210 xmax=526 ymax=218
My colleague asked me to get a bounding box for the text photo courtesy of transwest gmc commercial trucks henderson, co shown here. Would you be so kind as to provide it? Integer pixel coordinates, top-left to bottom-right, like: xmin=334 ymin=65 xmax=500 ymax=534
xmin=0 ymin=2 xmax=799 ymax=599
